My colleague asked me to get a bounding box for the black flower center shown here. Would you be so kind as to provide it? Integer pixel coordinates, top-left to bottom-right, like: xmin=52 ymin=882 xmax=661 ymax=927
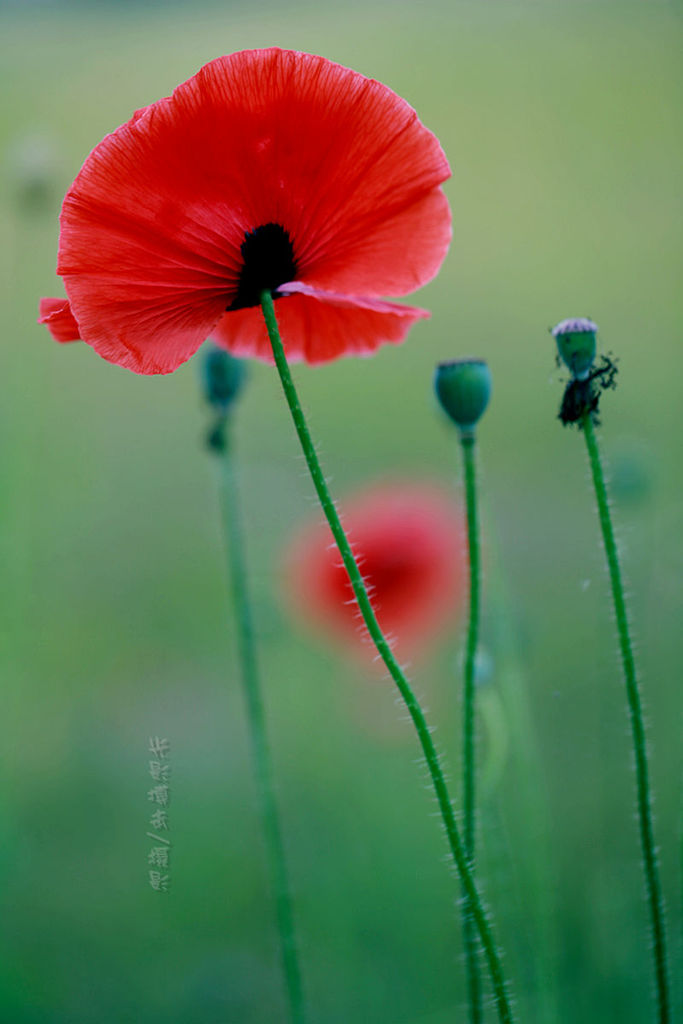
xmin=230 ymin=223 xmax=298 ymax=310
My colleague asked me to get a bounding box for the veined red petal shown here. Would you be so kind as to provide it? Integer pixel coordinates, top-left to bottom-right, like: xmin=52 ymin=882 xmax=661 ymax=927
xmin=63 ymin=278 xmax=227 ymax=375
xmin=211 ymin=285 xmax=429 ymax=364
xmin=38 ymin=297 xmax=81 ymax=343
xmin=55 ymin=49 xmax=450 ymax=372
xmin=299 ymin=187 xmax=451 ymax=298
xmin=185 ymin=50 xmax=452 ymax=298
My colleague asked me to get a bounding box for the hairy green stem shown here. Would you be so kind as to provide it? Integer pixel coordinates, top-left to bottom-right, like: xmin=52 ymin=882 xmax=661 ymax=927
xmin=486 ymin=517 xmax=559 ymax=1024
xmin=216 ymin=425 xmax=306 ymax=1024
xmin=461 ymin=433 xmax=483 ymax=1023
xmin=582 ymin=412 xmax=670 ymax=1023
xmin=261 ymin=289 xmax=515 ymax=1024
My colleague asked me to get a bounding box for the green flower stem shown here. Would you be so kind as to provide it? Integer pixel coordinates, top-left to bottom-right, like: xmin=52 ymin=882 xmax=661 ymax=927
xmin=485 ymin=516 xmax=559 ymax=1024
xmin=581 ymin=412 xmax=670 ymax=1023
xmin=261 ymin=289 xmax=515 ymax=1024
xmin=460 ymin=433 xmax=483 ymax=1024
xmin=215 ymin=423 xmax=306 ymax=1024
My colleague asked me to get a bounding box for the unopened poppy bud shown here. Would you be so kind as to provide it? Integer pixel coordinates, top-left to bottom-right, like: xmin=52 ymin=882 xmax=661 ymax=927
xmin=201 ymin=344 xmax=246 ymax=412
xmin=551 ymin=317 xmax=597 ymax=381
xmin=434 ymin=359 xmax=492 ymax=436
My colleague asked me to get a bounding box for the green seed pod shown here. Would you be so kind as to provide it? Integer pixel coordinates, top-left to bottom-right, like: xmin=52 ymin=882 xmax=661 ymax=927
xmin=201 ymin=344 xmax=247 ymax=412
xmin=551 ymin=317 xmax=597 ymax=381
xmin=434 ymin=359 xmax=492 ymax=436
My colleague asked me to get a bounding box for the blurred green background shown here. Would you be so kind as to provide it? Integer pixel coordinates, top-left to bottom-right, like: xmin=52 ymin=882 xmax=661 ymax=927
xmin=1 ymin=1 xmax=681 ymax=1021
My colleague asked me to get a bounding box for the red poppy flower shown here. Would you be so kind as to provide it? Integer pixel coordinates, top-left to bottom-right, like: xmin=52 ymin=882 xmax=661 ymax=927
xmin=38 ymin=48 xmax=451 ymax=374
xmin=284 ymin=483 xmax=466 ymax=662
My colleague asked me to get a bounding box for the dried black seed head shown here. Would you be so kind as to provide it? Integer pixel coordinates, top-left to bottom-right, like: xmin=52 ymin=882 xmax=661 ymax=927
xmin=230 ymin=223 xmax=298 ymax=310
xmin=559 ymin=355 xmax=619 ymax=428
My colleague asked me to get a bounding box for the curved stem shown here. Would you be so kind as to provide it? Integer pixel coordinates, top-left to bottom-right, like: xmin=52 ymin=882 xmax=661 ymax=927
xmin=215 ymin=424 xmax=307 ymax=1024
xmin=461 ymin=433 xmax=483 ymax=1024
xmin=261 ymin=289 xmax=515 ymax=1024
xmin=581 ymin=412 xmax=670 ymax=1023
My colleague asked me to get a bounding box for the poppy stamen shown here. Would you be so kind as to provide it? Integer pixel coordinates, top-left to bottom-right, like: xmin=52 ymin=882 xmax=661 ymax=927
xmin=230 ymin=222 xmax=298 ymax=310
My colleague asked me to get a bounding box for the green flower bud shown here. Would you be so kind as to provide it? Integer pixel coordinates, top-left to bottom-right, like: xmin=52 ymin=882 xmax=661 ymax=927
xmin=551 ymin=317 xmax=597 ymax=381
xmin=201 ymin=344 xmax=247 ymax=412
xmin=434 ymin=359 xmax=492 ymax=436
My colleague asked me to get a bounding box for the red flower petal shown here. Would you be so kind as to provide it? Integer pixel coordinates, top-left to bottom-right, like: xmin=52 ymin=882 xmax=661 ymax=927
xmin=53 ymin=49 xmax=450 ymax=373
xmin=38 ymin=297 xmax=81 ymax=343
xmin=284 ymin=483 xmax=466 ymax=662
xmin=297 ymin=171 xmax=452 ymax=300
xmin=212 ymin=283 xmax=429 ymax=363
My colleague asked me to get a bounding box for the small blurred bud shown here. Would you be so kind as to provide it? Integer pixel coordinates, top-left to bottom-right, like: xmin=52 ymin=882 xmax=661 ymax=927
xmin=6 ymin=131 xmax=61 ymax=211
xmin=206 ymin=418 xmax=227 ymax=453
xmin=201 ymin=344 xmax=246 ymax=413
xmin=551 ymin=317 xmax=597 ymax=381
xmin=434 ymin=359 xmax=492 ymax=436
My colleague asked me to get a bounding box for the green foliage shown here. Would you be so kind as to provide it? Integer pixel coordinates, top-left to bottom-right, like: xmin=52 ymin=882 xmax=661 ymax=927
xmin=1 ymin=2 xmax=681 ymax=1022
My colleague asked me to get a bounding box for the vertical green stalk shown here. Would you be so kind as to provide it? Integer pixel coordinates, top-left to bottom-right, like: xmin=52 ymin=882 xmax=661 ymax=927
xmin=216 ymin=424 xmax=306 ymax=1024
xmin=461 ymin=433 xmax=483 ymax=1024
xmin=260 ymin=289 xmax=515 ymax=1024
xmin=581 ymin=412 xmax=670 ymax=1023
xmin=485 ymin=513 xmax=559 ymax=1024
xmin=679 ymin=772 xmax=683 ymax=1024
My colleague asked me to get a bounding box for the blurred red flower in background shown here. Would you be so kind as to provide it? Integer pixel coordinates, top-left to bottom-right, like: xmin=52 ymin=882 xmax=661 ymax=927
xmin=39 ymin=48 xmax=451 ymax=374
xmin=284 ymin=483 xmax=466 ymax=662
